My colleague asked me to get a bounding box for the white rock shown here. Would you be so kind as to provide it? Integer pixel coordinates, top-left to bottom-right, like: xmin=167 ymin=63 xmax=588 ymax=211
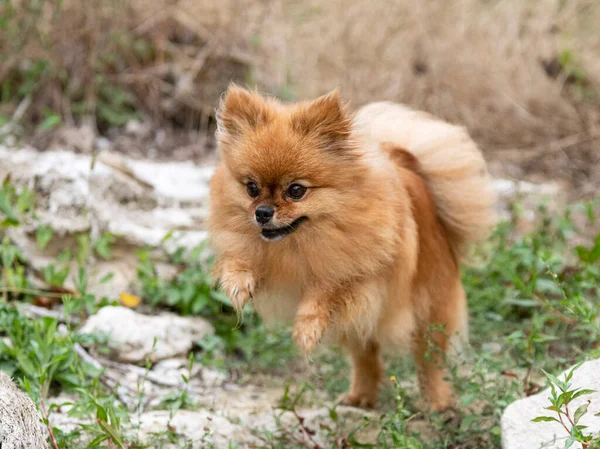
xmin=79 ymin=306 xmax=213 ymax=364
xmin=47 ymin=393 xmax=78 ymax=413
xmin=493 ymin=179 xmax=562 ymax=198
xmin=152 ymin=358 xmax=227 ymax=388
xmin=136 ymin=410 xmax=260 ymax=448
xmin=0 ymin=146 xmax=213 ymax=238
xmin=492 ymin=178 xmax=567 ymax=232
xmin=0 ymin=146 xmax=213 ymax=298
xmin=128 ymin=158 xmax=214 ymax=203
xmin=204 ymin=383 xmax=287 ymax=427
xmin=47 ymin=383 xmax=107 ymax=442
xmin=492 ymin=179 xmax=565 ymax=214
xmin=502 ymin=359 xmax=600 ymax=449
xmin=0 ymin=372 xmax=49 ymax=449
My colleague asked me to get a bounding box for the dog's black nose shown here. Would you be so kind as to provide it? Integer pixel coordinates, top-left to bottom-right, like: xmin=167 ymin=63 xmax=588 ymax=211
xmin=255 ymin=206 xmax=274 ymax=224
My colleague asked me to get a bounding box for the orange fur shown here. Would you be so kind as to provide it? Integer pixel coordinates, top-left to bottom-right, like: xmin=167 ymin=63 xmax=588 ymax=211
xmin=208 ymin=85 xmax=496 ymax=410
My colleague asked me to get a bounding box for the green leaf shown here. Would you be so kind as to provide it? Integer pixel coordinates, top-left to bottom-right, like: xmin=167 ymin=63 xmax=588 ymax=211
xmin=211 ymin=289 xmax=233 ymax=307
xmin=99 ymin=272 xmax=115 ymax=284
xmin=530 ymin=333 xmax=559 ymax=343
xmin=566 ymin=362 xmax=585 ymax=382
xmin=576 ymin=245 xmax=589 ymax=262
xmin=76 ymin=234 xmax=91 ymax=266
xmin=542 ymin=369 xmax=568 ymax=392
xmin=166 ymin=289 xmax=180 ymax=306
xmin=589 ymin=235 xmax=600 ymax=263
xmin=329 ymin=407 xmax=339 ymax=422
xmin=577 ymin=235 xmax=600 ymax=263
xmin=94 ymin=233 xmax=115 ymax=260
xmin=86 ymin=435 xmax=108 ymax=448
xmin=181 ymin=282 xmax=196 ymax=303
xmin=0 ymin=190 xmax=19 ymax=226
xmin=460 ymin=414 xmax=479 ymax=431
xmin=535 ymin=278 xmax=563 ymax=295
xmin=544 ymin=405 xmax=562 ymax=413
xmin=39 ymin=114 xmax=61 ymax=130
xmin=160 ymin=230 xmax=174 ymax=244
xmin=191 ymin=296 xmax=206 ymax=314
xmin=460 ymin=392 xmax=477 ymax=407
xmin=565 ymin=436 xmax=575 ymax=449
xmin=97 ymin=419 xmax=127 ymax=449
xmin=36 ymin=225 xmax=54 ymax=250
xmin=573 ymin=403 xmax=588 ymax=425
xmin=96 ymin=404 xmax=108 ymax=422
xmin=1 ymin=217 xmax=19 ymax=227
xmin=15 ymin=353 xmax=37 ymax=378
xmin=531 ymin=416 xmax=559 ymax=423
xmin=571 ymin=389 xmax=596 ymax=401
xmin=16 ymin=187 xmax=34 ymax=213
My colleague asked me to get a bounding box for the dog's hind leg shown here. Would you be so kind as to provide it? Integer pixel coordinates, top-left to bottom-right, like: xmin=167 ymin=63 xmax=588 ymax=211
xmin=413 ymin=282 xmax=467 ymax=411
xmin=340 ymin=338 xmax=383 ymax=408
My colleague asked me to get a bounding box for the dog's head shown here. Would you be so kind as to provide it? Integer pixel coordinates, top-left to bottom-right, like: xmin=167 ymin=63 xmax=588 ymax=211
xmin=215 ymin=85 xmax=364 ymax=242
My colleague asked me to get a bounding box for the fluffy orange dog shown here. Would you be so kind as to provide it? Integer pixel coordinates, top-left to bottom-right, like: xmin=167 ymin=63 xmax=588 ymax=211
xmin=208 ymin=85 xmax=496 ymax=410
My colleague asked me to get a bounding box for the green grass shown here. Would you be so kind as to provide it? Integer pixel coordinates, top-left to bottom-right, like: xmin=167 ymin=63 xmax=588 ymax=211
xmin=0 ymin=177 xmax=599 ymax=448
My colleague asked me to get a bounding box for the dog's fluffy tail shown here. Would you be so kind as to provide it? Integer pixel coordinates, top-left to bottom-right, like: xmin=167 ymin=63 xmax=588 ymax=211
xmin=355 ymin=102 xmax=497 ymax=257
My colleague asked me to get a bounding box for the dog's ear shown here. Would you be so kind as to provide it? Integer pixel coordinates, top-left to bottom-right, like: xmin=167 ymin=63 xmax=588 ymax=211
xmin=217 ymin=84 xmax=273 ymax=142
xmin=290 ymin=89 xmax=354 ymax=154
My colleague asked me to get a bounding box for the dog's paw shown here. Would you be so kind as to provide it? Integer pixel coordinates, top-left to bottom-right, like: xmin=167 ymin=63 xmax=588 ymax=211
xmin=219 ymin=270 xmax=255 ymax=311
xmin=339 ymin=392 xmax=377 ymax=409
xmin=426 ymin=382 xmax=455 ymax=413
xmin=292 ymin=315 xmax=325 ymax=355
xmin=436 ymin=406 xmax=461 ymax=426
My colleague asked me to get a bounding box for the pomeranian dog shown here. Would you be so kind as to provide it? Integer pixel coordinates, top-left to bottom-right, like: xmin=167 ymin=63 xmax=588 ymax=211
xmin=208 ymin=85 xmax=496 ymax=410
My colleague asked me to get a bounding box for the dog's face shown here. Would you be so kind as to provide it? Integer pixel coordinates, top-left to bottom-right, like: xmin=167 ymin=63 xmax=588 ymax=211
xmin=215 ymin=86 xmax=363 ymax=242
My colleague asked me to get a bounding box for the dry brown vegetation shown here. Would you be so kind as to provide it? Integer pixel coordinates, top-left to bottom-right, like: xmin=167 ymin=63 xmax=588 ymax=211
xmin=1 ymin=0 xmax=599 ymax=193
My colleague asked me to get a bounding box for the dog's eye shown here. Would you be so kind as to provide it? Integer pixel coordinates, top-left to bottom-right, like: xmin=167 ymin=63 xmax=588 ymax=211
xmin=246 ymin=181 xmax=260 ymax=198
xmin=287 ymin=183 xmax=307 ymax=200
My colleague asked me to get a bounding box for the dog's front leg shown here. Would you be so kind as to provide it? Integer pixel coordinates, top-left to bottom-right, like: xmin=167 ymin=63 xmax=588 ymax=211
xmin=212 ymin=257 xmax=257 ymax=313
xmin=292 ymin=287 xmax=339 ymax=355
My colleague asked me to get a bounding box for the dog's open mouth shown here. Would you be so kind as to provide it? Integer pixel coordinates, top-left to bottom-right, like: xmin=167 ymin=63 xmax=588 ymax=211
xmin=261 ymin=216 xmax=308 ymax=241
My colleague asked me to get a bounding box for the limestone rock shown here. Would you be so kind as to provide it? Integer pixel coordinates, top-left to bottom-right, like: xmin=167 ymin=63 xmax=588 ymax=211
xmin=0 ymin=372 xmax=49 ymax=449
xmin=0 ymin=146 xmax=212 ymax=300
xmin=493 ymin=179 xmax=565 ymax=221
xmin=79 ymin=306 xmax=214 ymax=364
xmin=136 ymin=410 xmax=260 ymax=448
xmin=151 ymin=358 xmax=227 ymax=388
xmin=501 ymin=358 xmax=600 ymax=449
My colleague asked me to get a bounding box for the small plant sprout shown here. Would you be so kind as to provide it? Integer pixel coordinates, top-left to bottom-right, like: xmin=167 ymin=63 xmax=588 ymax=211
xmin=532 ymin=363 xmax=600 ymax=448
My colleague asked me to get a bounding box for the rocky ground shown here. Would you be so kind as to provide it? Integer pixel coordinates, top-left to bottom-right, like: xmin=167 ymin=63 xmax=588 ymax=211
xmin=0 ymin=137 xmax=598 ymax=448
xmin=0 ymin=143 xmax=391 ymax=447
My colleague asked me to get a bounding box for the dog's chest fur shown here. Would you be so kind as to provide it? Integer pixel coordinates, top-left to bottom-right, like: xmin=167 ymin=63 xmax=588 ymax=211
xmin=252 ymin=281 xmax=303 ymax=324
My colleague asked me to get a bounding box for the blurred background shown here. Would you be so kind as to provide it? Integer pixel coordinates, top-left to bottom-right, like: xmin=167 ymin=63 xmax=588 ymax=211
xmin=1 ymin=0 xmax=599 ymax=196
